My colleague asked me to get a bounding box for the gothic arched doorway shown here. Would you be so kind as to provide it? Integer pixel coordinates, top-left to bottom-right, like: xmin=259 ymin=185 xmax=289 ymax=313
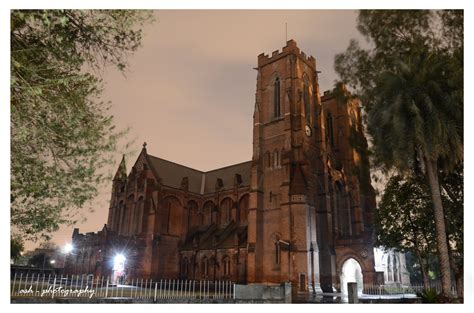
xmin=340 ymin=258 xmax=363 ymax=298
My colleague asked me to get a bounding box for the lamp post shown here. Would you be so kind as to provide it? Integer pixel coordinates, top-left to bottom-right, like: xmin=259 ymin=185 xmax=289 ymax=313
xmin=62 ymin=243 xmax=74 ymax=273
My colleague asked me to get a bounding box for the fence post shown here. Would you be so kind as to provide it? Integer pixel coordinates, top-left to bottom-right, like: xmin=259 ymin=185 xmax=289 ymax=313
xmin=18 ymin=273 xmax=24 ymax=297
xmin=105 ymin=277 xmax=109 ymax=298
xmin=51 ymin=276 xmax=57 ymax=299
xmin=139 ymin=278 xmax=143 ymax=299
xmin=35 ymin=273 xmax=41 ymax=296
xmin=25 ymin=273 xmax=29 ymax=297
xmin=41 ymin=274 xmax=46 ymax=297
xmin=30 ymin=274 xmax=35 ymax=296
xmin=100 ymin=276 xmax=104 ymax=298
xmin=11 ymin=272 xmax=17 ymax=297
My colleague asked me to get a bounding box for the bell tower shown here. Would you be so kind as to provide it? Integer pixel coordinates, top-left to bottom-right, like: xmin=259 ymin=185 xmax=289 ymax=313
xmin=247 ymin=40 xmax=324 ymax=292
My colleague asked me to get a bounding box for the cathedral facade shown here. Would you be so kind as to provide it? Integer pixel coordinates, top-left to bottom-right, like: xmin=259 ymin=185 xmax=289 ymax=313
xmin=66 ymin=40 xmax=378 ymax=292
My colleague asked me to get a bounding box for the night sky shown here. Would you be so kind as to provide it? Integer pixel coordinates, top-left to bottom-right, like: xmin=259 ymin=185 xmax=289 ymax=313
xmin=25 ymin=10 xmax=367 ymax=251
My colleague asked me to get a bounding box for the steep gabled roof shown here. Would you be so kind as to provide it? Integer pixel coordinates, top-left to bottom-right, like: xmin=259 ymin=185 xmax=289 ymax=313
xmin=144 ymin=153 xmax=251 ymax=194
xmin=147 ymin=155 xmax=204 ymax=193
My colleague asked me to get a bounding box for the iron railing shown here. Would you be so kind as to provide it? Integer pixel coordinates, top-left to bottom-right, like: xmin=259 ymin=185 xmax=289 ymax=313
xmin=10 ymin=272 xmax=235 ymax=301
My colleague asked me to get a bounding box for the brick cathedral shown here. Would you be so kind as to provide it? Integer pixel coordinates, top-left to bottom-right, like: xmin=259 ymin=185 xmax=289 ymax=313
xmin=66 ymin=40 xmax=378 ymax=292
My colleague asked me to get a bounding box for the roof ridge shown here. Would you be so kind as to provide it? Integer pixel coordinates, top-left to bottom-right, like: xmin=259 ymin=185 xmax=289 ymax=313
xmin=203 ymin=160 xmax=252 ymax=173
xmin=148 ymin=154 xmax=204 ymax=173
xmin=148 ymin=154 xmax=251 ymax=174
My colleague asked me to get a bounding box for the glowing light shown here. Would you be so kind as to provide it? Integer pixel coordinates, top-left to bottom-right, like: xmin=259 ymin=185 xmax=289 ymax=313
xmin=63 ymin=243 xmax=74 ymax=254
xmin=50 ymin=259 xmax=56 ymax=264
xmin=113 ymin=253 xmax=126 ymax=271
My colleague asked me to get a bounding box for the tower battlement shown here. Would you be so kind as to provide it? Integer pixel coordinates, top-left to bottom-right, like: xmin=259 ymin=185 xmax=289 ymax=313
xmin=257 ymin=39 xmax=316 ymax=69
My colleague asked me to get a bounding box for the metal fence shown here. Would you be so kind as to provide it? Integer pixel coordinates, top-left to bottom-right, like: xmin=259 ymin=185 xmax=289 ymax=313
xmin=362 ymin=282 xmax=457 ymax=296
xmin=10 ymin=272 xmax=235 ymax=301
xmin=333 ymin=282 xmax=458 ymax=297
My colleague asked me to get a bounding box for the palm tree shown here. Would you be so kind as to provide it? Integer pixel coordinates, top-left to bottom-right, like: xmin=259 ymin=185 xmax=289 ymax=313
xmin=367 ymin=48 xmax=463 ymax=297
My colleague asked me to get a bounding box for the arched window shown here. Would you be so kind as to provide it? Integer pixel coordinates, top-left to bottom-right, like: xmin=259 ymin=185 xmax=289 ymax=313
xmin=265 ymin=151 xmax=271 ymax=169
xmin=188 ymin=200 xmax=199 ymax=229
xmin=220 ymin=198 xmax=232 ymax=225
xmin=303 ymin=76 xmax=310 ymax=123
xmin=202 ymin=201 xmax=213 ymax=226
xmin=222 ymin=256 xmax=231 ymax=277
xmin=201 ymin=256 xmax=209 ymax=278
xmin=134 ymin=197 xmax=144 ymax=234
xmin=211 ymin=206 xmax=218 ymax=224
xmin=182 ymin=257 xmax=189 ymax=278
xmin=114 ymin=201 xmax=124 ymax=232
xmin=275 ymin=239 xmax=281 ymax=265
xmin=122 ymin=195 xmax=134 ymax=236
xmin=335 ymin=182 xmax=351 ymax=237
xmin=274 ymin=77 xmax=281 ymax=118
xmin=327 ymin=113 xmax=335 ymax=147
xmin=162 ymin=196 xmax=182 ymax=236
xmin=238 ymin=194 xmax=249 ymax=223
xmin=273 ymin=150 xmax=279 ymax=168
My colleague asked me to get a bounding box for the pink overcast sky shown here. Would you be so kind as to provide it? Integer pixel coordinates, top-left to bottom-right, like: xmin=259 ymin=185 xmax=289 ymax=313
xmin=25 ymin=10 xmax=366 ymax=251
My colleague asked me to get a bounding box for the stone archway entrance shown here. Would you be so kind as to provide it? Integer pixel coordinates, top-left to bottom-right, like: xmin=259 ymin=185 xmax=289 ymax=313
xmin=340 ymin=258 xmax=363 ymax=298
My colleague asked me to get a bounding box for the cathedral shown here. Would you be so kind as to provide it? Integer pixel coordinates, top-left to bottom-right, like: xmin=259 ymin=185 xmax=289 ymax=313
xmin=65 ymin=40 xmax=380 ymax=293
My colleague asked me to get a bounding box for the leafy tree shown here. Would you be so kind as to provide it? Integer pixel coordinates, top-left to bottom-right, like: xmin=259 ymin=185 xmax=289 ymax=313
xmin=376 ymin=165 xmax=463 ymax=292
xmin=376 ymin=174 xmax=435 ymax=288
xmin=335 ymin=10 xmax=463 ymax=297
xmin=11 ymin=236 xmax=25 ymax=262
xmin=11 ymin=10 xmax=153 ymax=241
xmin=28 ymin=253 xmax=52 ymax=269
xmin=39 ymin=240 xmax=59 ymax=250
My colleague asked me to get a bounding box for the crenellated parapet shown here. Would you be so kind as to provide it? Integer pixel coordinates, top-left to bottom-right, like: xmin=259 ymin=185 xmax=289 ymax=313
xmin=257 ymin=39 xmax=316 ymax=70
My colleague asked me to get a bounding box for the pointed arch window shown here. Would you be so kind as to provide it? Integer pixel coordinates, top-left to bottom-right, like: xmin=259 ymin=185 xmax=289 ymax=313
xmin=265 ymin=151 xmax=271 ymax=169
xmin=275 ymin=240 xmax=281 ymax=265
xmin=274 ymin=77 xmax=281 ymax=118
xmin=202 ymin=256 xmax=209 ymax=277
xmin=327 ymin=113 xmax=335 ymax=147
xmin=222 ymin=256 xmax=231 ymax=276
xmin=303 ymin=76 xmax=310 ymax=123
xmin=273 ymin=150 xmax=279 ymax=168
xmin=182 ymin=257 xmax=189 ymax=277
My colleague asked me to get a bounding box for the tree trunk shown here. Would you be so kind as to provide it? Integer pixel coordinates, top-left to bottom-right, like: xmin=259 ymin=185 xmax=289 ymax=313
xmin=424 ymin=157 xmax=453 ymax=298
xmin=455 ymin=266 xmax=463 ymax=298
xmin=418 ymin=255 xmax=430 ymax=290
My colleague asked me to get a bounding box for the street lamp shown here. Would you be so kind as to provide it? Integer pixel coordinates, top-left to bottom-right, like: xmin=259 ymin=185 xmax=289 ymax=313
xmin=113 ymin=253 xmax=126 ymax=285
xmin=63 ymin=243 xmax=74 ymax=254
xmin=62 ymin=243 xmax=74 ymax=273
xmin=113 ymin=254 xmax=126 ymax=270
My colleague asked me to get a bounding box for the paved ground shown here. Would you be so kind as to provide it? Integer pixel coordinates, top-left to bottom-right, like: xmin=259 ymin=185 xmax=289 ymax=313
xmin=293 ymin=292 xmax=421 ymax=304
xmin=293 ymin=292 xmax=343 ymax=303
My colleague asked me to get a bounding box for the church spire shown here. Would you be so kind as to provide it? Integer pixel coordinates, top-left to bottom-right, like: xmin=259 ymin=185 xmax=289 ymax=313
xmin=113 ymin=154 xmax=127 ymax=181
